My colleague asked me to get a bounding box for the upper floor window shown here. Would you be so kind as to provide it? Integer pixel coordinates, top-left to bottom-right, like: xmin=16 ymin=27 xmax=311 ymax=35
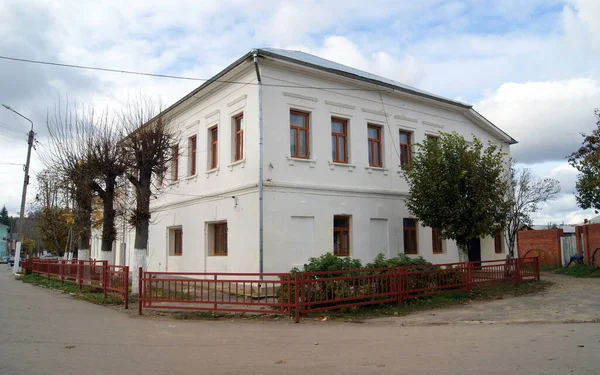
xmin=333 ymin=215 xmax=350 ymax=256
xmin=367 ymin=125 xmax=382 ymax=167
xmin=233 ymin=114 xmax=244 ymax=162
xmin=290 ymin=111 xmax=309 ymax=158
xmin=399 ymin=131 xmax=412 ymax=169
xmin=171 ymin=145 xmax=179 ymax=182
xmin=403 ymin=218 xmax=418 ymax=254
xmin=188 ymin=135 xmax=197 ymax=176
xmin=331 ymin=117 xmax=348 ymax=163
xmin=209 ymin=126 xmax=218 ymax=169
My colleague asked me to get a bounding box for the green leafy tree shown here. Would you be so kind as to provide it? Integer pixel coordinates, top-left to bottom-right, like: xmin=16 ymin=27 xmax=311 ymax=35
xmin=21 ymin=237 xmax=37 ymax=256
xmin=404 ymin=132 xmax=510 ymax=258
xmin=568 ymin=109 xmax=600 ymax=212
xmin=0 ymin=205 xmax=9 ymax=227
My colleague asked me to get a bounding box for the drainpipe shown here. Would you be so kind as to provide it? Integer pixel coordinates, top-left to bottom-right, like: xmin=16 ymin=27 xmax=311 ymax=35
xmin=253 ymin=52 xmax=264 ymax=276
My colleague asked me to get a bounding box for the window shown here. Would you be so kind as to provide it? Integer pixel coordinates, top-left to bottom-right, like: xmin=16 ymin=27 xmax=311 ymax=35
xmin=169 ymin=227 xmax=182 ymax=256
xmin=403 ymin=218 xmax=418 ymax=254
xmin=427 ymin=134 xmax=439 ymax=143
xmin=367 ymin=125 xmax=382 ymax=167
xmin=233 ymin=114 xmax=244 ymax=161
xmin=208 ymin=222 xmax=228 ymax=256
xmin=188 ymin=135 xmax=197 ymax=176
xmin=494 ymin=231 xmax=503 ymax=254
xmin=432 ymin=227 xmax=443 ymax=254
xmin=331 ymin=117 xmax=348 ymax=163
xmin=333 ymin=215 xmax=350 ymax=256
xmin=290 ymin=111 xmax=309 ymax=158
xmin=172 ymin=145 xmax=179 ymax=182
xmin=209 ymin=126 xmax=218 ymax=169
xmin=399 ymin=131 xmax=412 ymax=169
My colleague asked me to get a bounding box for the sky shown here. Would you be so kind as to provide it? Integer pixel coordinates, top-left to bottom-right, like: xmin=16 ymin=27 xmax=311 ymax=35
xmin=0 ymin=0 xmax=599 ymax=225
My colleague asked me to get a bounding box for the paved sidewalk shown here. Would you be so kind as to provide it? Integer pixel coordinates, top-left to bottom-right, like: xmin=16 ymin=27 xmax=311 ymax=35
xmin=1 ymin=268 xmax=599 ymax=375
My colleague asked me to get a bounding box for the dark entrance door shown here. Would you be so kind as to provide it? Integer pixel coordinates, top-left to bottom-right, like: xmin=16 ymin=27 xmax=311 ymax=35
xmin=467 ymin=238 xmax=481 ymax=263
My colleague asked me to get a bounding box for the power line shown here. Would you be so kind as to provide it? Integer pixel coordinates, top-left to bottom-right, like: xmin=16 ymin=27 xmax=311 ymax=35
xmin=0 ymin=161 xmax=24 ymax=166
xmin=0 ymin=54 xmax=388 ymax=92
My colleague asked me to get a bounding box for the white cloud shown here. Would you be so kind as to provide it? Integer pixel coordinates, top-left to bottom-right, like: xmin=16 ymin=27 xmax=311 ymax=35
xmin=476 ymin=79 xmax=600 ymax=164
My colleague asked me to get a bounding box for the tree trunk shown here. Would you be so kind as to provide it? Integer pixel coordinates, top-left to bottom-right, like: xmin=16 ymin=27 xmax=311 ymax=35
xmin=76 ymin=181 xmax=92 ymax=260
xmin=100 ymin=176 xmax=117 ymax=263
xmin=131 ymin=169 xmax=151 ymax=295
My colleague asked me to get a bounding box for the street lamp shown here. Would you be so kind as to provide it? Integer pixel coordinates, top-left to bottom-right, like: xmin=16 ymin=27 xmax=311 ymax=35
xmin=2 ymin=104 xmax=34 ymax=274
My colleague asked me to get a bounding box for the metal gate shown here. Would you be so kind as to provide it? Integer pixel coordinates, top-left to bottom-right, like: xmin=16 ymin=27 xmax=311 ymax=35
xmin=561 ymin=235 xmax=577 ymax=266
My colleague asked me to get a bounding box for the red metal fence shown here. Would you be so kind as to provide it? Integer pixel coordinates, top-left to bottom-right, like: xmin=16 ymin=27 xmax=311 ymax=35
xmin=25 ymin=259 xmax=129 ymax=309
xmin=139 ymin=257 xmax=539 ymax=322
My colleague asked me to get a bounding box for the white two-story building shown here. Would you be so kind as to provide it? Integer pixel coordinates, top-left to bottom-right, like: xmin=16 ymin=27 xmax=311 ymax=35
xmin=145 ymin=48 xmax=516 ymax=274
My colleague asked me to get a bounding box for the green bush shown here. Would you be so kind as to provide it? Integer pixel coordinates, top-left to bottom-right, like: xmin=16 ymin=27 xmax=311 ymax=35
xmin=365 ymin=253 xmax=430 ymax=269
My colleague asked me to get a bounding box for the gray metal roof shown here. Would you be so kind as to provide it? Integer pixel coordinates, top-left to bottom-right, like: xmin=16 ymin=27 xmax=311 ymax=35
xmin=257 ymin=48 xmax=472 ymax=108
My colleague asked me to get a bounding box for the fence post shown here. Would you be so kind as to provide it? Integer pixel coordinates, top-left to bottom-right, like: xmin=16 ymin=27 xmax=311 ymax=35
xmin=465 ymin=262 xmax=472 ymax=292
xmin=103 ymin=260 xmax=108 ymax=296
xmin=534 ymin=257 xmax=540 ymax=281
xmin=514 ymin=258 xmax=521 ymax=285
xmin=78 ymin=260 xmax=83 ymax=291
xmin=123 ymin=266 xmax=129 ymax=310
xmin=60 ymin=260 xmax=64 ymax=285
xmin=294 ymin=272 xmax=300 ymax=323
xmin=138 ymin=267 xmax=143 ymax=316
xmin=397 ymin=267 xmax=404 ymax=305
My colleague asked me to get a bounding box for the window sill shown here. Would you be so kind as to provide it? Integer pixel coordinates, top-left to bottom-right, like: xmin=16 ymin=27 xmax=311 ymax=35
xmin=205 ymin=167 xmax=220 ymax=177
xmin=287 ymin=156 xmax=317 ymax=168
xmin=170 ymin=254 xmax=183 ymax=257
xmin=365 ymin=166 xmax=389 ymax=175
xmin=183 ymin=174 xmax=198 ymax=183
xmin=208 ymin=254 xmax=228 ymax=257
xmin=328 ymin=161 xmax=356 ymax=171
xmin=397 ymin=168 xmax=409 ymax=176
xmin=227 ymin=159 xmax=246 ymax=171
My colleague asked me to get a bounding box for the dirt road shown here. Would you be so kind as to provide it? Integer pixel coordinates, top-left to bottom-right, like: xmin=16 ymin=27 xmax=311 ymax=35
xmin=1 ymin=268 xmax=599 ymax=375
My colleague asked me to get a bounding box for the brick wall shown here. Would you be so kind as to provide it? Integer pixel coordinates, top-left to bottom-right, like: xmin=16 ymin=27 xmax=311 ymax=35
xmin=516 ymin=228 xmax=563 ymax=267
xmin=576 ymin=223 xmax=600 ymax=266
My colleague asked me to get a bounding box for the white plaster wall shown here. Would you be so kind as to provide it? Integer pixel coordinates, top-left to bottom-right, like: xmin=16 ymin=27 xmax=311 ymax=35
xmin=147 ymin=190 xmax=259 ymax=273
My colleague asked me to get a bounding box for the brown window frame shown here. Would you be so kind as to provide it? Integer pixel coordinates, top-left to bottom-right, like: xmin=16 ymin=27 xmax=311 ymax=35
xmin=432 ymin=227 xmax=443 ymax=254
xmin=331 ymin=117 xmax=348 ymax=163
xmin=172 ymin=228 xmax=182 ymax=256
xmin=494 ymin=231 xmax=503 ymax=254
xmin=209 ymin=126 xmax=218 ymax=170
xmin=189 ymin=135 xmax=197 ymax=176
xmin=367 ymin=124 xmax=382 ymax=167
xmin=172 ymin=145 xmax=179 ymax=182
xmin=403 ymin=218 xmax=418 ymax=254
xmin=399 ymin=130 xmax=412 ymax=169
xmin=234 ymin=114 xmax=244 ymax=162
xmin=333 ymin=215 xmax=350 ymax=256
xmin=290 ymin=110 xmax=310 ymax=159
xmin=213 ymin=222 xmax=228 ymax=256
xmin=427 ymin=134 xmax=439 ymax=143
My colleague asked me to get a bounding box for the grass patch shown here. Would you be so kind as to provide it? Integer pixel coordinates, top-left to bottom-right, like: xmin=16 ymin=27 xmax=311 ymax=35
xmin=17 ymin=273 xmax=124 ymax=306
xmin=305 ymin=280 xmax=553 ymax=321
xmin=540 ymin=265 xmax=561 ymax=272
xmin=554 ymin=265 xmax=600 ymax=278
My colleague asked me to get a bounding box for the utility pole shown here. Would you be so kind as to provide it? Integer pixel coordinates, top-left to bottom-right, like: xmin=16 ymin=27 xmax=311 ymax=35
xmin=2 ymin=104 xmax=34 ymax=273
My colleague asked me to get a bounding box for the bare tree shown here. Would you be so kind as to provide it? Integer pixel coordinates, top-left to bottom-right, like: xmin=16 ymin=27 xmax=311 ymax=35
xmin=42 ymin=101 xmax=97 ymax=260
xmin=85 ymin=110 xmax=128 ymax=261
xmin=120 ymin=96 xmax=177 ymax=294
xmin=505 ymin=162 xmax=561 ymax=257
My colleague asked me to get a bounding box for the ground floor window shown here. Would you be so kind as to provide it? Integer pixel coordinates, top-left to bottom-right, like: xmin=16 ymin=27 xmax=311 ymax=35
xmin=403 ymin=218 xmax=418 ymax=254
xmin=208 ymin=222 xmax=228 ymax=256
xmin=494 ymin=231 xmax=503 ymax=253
xmin=432 ymin=227 xmax=443 ymax=254
xmin=168 ymin=227 xmax=182 ymax=256
xmin=333 ymin=215 xmax=350 ymax=256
